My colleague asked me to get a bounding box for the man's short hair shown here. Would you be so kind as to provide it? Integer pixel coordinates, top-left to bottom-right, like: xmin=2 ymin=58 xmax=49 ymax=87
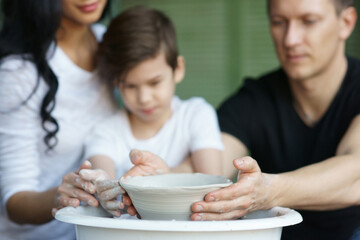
xmin=267 ymin=0 xmax=355 ymax=15
xmin=332 ymin=0 xmax=355 ymax=14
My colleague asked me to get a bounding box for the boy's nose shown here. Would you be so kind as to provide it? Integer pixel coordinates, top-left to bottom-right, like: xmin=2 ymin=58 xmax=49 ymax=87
xmin=137 ymin=87 xmax=152 ymax=104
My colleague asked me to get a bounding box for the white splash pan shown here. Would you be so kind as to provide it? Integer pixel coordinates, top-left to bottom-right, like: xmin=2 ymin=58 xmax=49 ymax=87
xmin=56 ymin=206 xmax=302 ymax=240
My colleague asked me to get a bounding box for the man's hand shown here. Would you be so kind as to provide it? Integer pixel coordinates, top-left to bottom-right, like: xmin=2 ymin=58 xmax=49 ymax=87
xmin=191 ymin=156 xmax=275 ymax=220
xmin=52 ymin=161 xmax=98 ymax=217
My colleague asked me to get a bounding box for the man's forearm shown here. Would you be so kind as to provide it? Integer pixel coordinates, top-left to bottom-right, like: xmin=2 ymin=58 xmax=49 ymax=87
xmin=270 ymin=155 xmax=360 ymax=210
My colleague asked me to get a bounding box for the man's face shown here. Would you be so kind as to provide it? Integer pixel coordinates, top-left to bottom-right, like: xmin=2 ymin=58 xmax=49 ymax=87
xmin=269 ymin=0 xmax=345 ymax=81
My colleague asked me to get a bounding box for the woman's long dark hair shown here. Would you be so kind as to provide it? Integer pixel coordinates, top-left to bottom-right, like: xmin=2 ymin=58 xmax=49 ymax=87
xmin=0 ymin=0 xmax=112 ymax=150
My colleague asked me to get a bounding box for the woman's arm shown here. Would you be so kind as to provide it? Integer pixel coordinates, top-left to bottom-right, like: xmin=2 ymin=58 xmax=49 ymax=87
xmin=7 ymin=189 xmax=58 ymax=224
xmin=0 ymin=61 xmax=98 ymax=224
xmin=7 ymin=161 xmax=99 ymax=224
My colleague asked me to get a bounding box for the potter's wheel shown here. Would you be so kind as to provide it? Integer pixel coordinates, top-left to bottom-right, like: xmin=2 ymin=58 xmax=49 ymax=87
xmin=55 ymin=206 xmax=302 ymax=240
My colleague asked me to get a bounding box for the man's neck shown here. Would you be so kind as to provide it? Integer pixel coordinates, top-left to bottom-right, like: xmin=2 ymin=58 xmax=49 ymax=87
xmin=289 ymin=54 xmax=348 ymax=126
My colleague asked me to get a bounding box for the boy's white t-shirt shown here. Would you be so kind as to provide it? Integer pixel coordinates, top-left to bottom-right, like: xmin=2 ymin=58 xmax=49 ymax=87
xmin=85 ymin=96 xmax=223 ymax=177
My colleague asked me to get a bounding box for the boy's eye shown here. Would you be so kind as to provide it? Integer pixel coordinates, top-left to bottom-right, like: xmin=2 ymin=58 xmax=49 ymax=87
xmin=124 ymin=84 xmax=136 ymax=89
xmin=149 ymin=80 xmax=161 ymax=86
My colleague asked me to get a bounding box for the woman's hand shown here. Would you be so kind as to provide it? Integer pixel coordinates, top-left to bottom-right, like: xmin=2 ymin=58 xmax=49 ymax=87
xmin=52 ymin=161 xmax=98 ymax=217
xmin=191 ymin=156 xmax=275 ymax=220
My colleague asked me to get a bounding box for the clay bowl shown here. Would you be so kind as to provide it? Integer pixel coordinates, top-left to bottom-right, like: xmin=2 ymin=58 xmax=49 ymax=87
xmin=119 ymin=173 xmax=232 ymax=220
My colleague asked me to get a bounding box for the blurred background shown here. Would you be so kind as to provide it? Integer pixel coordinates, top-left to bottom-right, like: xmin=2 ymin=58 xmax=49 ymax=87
xmin=115 ymin=0 xmax=360 ymax=108
xmin=1 ymin=0 xmax=358 ymax=108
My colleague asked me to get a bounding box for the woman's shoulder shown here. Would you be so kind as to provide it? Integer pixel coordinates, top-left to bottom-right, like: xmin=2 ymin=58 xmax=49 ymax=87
xmin=0 ymin=55 xmax=36 ymax=72
xmin=0 ymin=55 xmax=39 ymax=88
xmin=0 ymin=56 xmax=45 ymax=111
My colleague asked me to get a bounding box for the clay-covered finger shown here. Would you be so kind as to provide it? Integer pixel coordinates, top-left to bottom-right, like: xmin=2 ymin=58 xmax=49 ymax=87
xmin=58 ymin=196 xmax=80 ymax=208
xmin=129 ymin=149 xmax=143 ymax=164
xmin=58 ymin=185 xmax=98 ymax=207
xmin=192 ymin=196 xmax=251 ymax=214
xmin=203 ymin=181 xmax=252 ymax=202
xmin=190 ymin=209 xmax=246 ymax=221
xmin=233 ymin=157 xmax=261 ymax=173
xmin=75 ymin=160 xmax=92 ymax=174
xmin=95 ymin=179 xmax=122 ymax=192
xmin=98 ymin=186 xmax=125 ymax=201
xmin=79 ymin=169 xmax=108 ymax=181
xmin=123 ymin=166 xmax=145 ymax=178
xmin=62 ymin=172 xmax=96 ymax=194
xmin=102 ymin=200 xmax=124 ymax=211
xmin=108 ymin=210 xmax=121 ymax=217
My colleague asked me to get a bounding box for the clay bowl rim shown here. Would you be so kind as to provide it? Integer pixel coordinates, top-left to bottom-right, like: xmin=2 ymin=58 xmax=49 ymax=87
xmin=119 ymin=173 xmax=233 ymax=192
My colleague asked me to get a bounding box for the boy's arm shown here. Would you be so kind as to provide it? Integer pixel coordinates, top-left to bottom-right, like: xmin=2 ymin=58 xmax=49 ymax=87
xmin=171 ymin=156 xmax=193 ymax=173
xmin=221 ymin=133 xmax=249 ymax=179
xmin=191 ymin=149 xmax=222 ymax=175
xmin=171 ymin=133 xmax=249 ymax=177
xmin=88 ymin=154 xmax=117 ymax=179
xmin=190 ymin=132 xmax=249 ymax=177
xmin=186 ymin=99 xmax=229 ymax=176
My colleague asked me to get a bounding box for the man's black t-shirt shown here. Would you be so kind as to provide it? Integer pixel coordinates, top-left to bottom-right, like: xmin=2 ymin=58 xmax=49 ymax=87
xmin=217 ymin=57 xmax=360 ymax=240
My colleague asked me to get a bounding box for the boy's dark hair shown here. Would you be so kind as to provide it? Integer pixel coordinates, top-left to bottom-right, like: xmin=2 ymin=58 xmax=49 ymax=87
xmin=267 ymin=0 xmax=354 ymax=15
xmin=97 ymin=6 xmax=178 ymax=84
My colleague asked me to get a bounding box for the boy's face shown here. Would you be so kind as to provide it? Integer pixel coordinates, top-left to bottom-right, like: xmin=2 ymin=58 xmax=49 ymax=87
xmin=118 ymin=52 xmax=184 ymax=125
xmin=269 ymin=0 xmax=350 ymax=81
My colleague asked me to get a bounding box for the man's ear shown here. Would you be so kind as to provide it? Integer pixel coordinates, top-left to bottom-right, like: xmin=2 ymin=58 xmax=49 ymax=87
xmin=174 ymin=56 xmax=185 ymax=84
xmin=339 ymin=7 xmax=357 ymax=40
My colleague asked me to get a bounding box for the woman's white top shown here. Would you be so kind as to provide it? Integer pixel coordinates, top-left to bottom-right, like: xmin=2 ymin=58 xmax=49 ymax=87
xmin=85 ymin=96 xmax=224 ymax=178
xmin=0 ymin=24 xmax=116 ymax=240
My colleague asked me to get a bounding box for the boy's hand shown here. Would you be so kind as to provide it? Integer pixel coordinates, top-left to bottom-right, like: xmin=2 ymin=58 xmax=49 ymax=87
xmin=124 ymin=149 xmax=170 ymax=178
xmin=95 ymin=179 xmax=125 ymax=217
xmin=80 ymin=169 xmax=125 ymax=217
xmin=122 ymin=149 xmax=170 ymax=217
